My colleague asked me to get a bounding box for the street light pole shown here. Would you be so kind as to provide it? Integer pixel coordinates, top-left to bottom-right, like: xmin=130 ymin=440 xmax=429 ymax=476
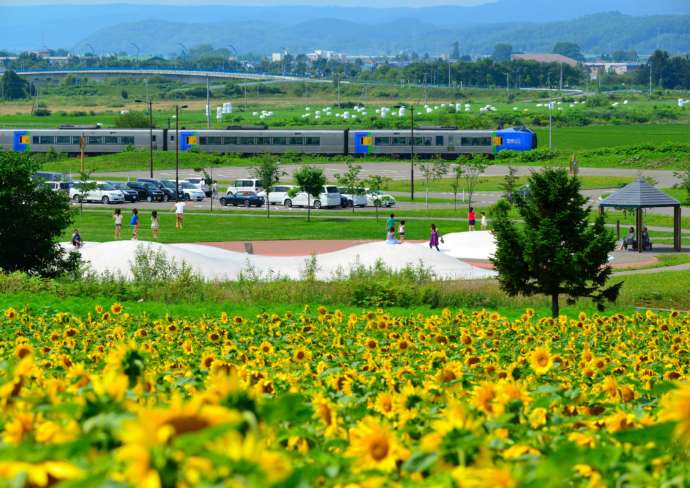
xmin=135 ymin=98 xmax=154 ymax=177
xmin=410 ymin=104 xmax=415 ymax=201
xmin=175 ymin=104 xmax=180 ymax=202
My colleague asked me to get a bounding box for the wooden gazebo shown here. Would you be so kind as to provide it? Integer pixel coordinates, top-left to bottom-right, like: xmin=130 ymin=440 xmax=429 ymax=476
xmin=599 ymin=179 xmax=682 ymax=252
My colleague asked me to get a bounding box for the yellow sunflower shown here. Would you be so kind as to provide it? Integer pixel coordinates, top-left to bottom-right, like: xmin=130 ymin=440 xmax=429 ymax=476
xmin=345 ymin=416 xmax=408 ymax=472
xmin=528 ymin=346 xmax=553 ymax=375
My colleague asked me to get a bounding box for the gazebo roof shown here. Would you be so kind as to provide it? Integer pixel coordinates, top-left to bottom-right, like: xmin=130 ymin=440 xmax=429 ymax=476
xmin=599 ymin=179 xmax=680 ymax=209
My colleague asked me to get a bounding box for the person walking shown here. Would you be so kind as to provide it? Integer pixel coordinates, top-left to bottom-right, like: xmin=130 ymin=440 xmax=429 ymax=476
xmin=113 ymin=208 xmax=123 ymax=240
xmin=130 ymin=208 xmax=139 ymax=240
xmin=468 ymin=207 xmax=476 ymax=232
xmin=429 ymin=223 xmax=443 ymax=252
xmin=386 ymin=213 xmax=396 ymax=240
xmin=173 ymin=200 xmax=186 ymax=230
xmin=398 ymin=220 xmax=406 ymax=242
xmin=151 ymin=210 xmax=160 ymax=240
xmin=480 ymin=212 xmax=487 ymax=231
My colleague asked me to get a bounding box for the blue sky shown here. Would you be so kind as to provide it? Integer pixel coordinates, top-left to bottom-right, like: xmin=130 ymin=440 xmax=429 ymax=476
xmin=1 ymin=0 xmax=492 ymax=5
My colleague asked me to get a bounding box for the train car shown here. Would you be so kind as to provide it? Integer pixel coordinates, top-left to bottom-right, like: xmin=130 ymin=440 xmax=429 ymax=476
xmin=348 ymin=127 xmax=536 ymax=157
xmin=0 ymin=128 xmax=165 ymax=154
xmin=170 ymin=129 xmax=345 ymax=155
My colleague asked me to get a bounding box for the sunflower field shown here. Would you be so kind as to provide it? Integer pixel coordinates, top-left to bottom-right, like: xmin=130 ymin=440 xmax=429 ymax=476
xmin=2 ymin=304 xmax=690 ymax=487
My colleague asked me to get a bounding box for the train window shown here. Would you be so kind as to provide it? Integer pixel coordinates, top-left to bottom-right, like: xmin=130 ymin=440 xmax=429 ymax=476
xmin=170 ymin=135 xmax=175 ymax=141
xmin=461 ymin=137 xmax=491 ymax=146
xmin=71 ymin=136 xmax=81 ymax=145
xmin=88 ymin=136 xmax=103 ymax=145
xmin=436 ymin=136 xmax=444 ymax=145
xmin=392 ymin=137 xmax=408 ymax=146
xmin=39 ymin=136 xmax=55 ymax=144
xmin=32 ymin=136 xmax=39 ymax=144
xmin=56 ymin=136 xmax=71 ymax=145
xmin=305 ymin=137 xmax=320 ymax=145
xmin=288 ymin=137 xmax=303 ymax=145
xmin=120 ymin=136 xmax=135 ymax=145
xmin=374 ymin=137 xmax=390 ymax=145
xmin=272 ymin=137 xmax=287 ymax=145
xmin=223 ymin=137 xmax=237 ymax=145
xmin=199 ymin=137 xmax=207 ymax=145
xmin=207 ymin=137 xmax=222 ymax=145
xmin=256 ymin=137 xmax=271 ymax=145
xmin=239 ymin=137 xmax=255 ymax=145
xmin=104 ymin=136 xmax=119 ymax=145
xmin=152 ymin=135 xmax=157 ymax=142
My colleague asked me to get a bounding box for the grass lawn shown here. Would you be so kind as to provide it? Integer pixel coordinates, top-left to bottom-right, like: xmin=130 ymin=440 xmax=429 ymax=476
xmin=387 ymin=175 xmax=635 ymax=193
xmin=533 ymin=124 xmax=690 ymax=152
xmin=66 ymin=208 xmax=472 ymax=243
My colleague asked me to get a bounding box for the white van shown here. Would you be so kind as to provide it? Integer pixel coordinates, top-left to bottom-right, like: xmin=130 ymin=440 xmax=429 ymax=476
xmin=226 ymin=179 xmax=263 ymax=195
xmin=285 ymin=185 xmax=341 ymax=209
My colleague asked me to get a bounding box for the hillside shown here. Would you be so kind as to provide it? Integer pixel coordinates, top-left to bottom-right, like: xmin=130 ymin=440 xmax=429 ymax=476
xmin=2 ymin=1 xmax=690 ymax=52
xmin=73 ymin=12 xmax=690 ymax=57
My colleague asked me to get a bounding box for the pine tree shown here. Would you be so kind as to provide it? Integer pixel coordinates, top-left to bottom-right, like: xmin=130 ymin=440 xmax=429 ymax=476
xmin=491 ymin=168 xmax=620 ymax=318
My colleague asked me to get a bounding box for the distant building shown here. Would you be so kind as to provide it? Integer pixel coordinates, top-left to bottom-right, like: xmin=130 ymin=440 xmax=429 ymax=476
xmin=512 ymin=53 xmax=579 ymax=67
xmin=271 ymin=52 xmax=284 ymax=63
xmin=306 ymin=50 xmax=346 ymax=61
xmin=584 ymin=62 xmax=642 ymax=80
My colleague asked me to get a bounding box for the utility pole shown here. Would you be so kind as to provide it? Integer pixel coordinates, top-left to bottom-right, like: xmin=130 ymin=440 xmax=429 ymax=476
xmin=410 ymin=105 xmax=415 ymax=201
xmin=506 ymin=72 xmax=509 ymax=93
xmin=649 ymin=64 xmax=652 ymax=97
xmin=448 ymin=60 xmax=451 ymax=88
xmin=548 ymin=101 xmax=553 ymax=150
xmin=559 ymin=63 xmax=563 ymax=92
xmin=206 ymin=75 xmax=211 ymax=128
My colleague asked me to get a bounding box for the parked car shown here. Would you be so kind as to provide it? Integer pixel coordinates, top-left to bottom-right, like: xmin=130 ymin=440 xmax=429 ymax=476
xmin=126 ymin=181 xmax=165 ymax=202
xmin=107 ymin=181 xmax=139 ymax=202
xmin=175 ymin=181 xmax=205 ymax=201
xmin=137 ymin=178 xmax=179 ymax=201
xmin=69 ymin=181 xmax=125 ymax=204
xmin=185 ymin=177 xmax=211 ymax=196
xmin=338 ymin=187 xmax=368 ymax=207
xmin=366 ymin=190 xmax=396 ymax=208
xmin=285 ymin=185 xmax=341 ymax=209
xmin=257 ymin=185 xmax=295 ymax=205
xmin=40 ymin=180 xmax=71 ymax=192
xmin=219 ymin=191 xmax=265 ymax=207
xmin=226 ymin=178 xmax=263 ymax=195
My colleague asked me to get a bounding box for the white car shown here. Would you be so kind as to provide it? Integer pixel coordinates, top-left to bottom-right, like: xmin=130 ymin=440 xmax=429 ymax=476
xmin=184 ymin=177 xmax=211 ymax=196
xmin=177 ymin=181 xmax=206 ymax=201
xmin=257 ymin=185 xmax=295 ymax=205
xmin=69 ymin=181 xmax=125 ymax=204
xmin=284 ymin=185 xmax=341 ymax=209
xmin=338 ymin=187 xmax=368 ymax=207
xmin=366 ymin=190 xmax=396 ymax=208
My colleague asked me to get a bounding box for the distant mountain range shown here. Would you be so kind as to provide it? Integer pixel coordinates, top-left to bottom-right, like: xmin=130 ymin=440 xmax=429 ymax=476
xmin=2 ymin=2 xmax=690 ymax=55
xmin=70 ymin=12 xmax=690 ymax=57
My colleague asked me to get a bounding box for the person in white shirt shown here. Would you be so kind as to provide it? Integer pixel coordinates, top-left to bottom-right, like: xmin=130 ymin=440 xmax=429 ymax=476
xmin=173 ymin=201 xmax=186 ymax=229
xmin=113 ymin=208 xmax=123 ymax=239
xmin=480 ymin=212 xmax=488 ymax=231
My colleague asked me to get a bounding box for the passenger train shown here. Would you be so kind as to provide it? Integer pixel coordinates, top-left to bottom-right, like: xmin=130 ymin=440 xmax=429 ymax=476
xmin=0 ymin=126 xmax=536 ymax=157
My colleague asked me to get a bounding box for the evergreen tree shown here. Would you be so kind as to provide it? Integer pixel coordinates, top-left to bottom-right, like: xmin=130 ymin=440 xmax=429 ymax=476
xmin=0 ymin=70 xmax=30 ymax=100
xmin=492 ymin=44 xmax=513 ymax=62
xmin=491 ymin=168 xmax=620 ymax=318
xmin=0 ymin=153 xmax=75 ymax=275
xmin=552 ymin=42 xmax=584 ymax=62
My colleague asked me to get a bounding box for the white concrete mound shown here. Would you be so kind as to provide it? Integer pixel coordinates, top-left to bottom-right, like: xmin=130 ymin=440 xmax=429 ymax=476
xmin=66 ymin=240 xmax=497 ymax=281
xmin=428 ymin=231 xmax=497 ymax=260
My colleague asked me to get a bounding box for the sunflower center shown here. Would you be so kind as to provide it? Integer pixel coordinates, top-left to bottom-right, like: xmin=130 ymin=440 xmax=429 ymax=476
xmin=369 ymin=437 xmax=389 ymax=461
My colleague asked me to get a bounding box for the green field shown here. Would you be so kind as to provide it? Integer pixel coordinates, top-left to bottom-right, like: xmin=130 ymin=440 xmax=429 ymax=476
xmin=534 ymin=124 xmax=690 ymax=152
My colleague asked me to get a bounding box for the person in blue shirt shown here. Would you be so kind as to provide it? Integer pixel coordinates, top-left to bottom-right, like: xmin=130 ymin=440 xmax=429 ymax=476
xmin=130 ymin=208 xmax=140 ymax=240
